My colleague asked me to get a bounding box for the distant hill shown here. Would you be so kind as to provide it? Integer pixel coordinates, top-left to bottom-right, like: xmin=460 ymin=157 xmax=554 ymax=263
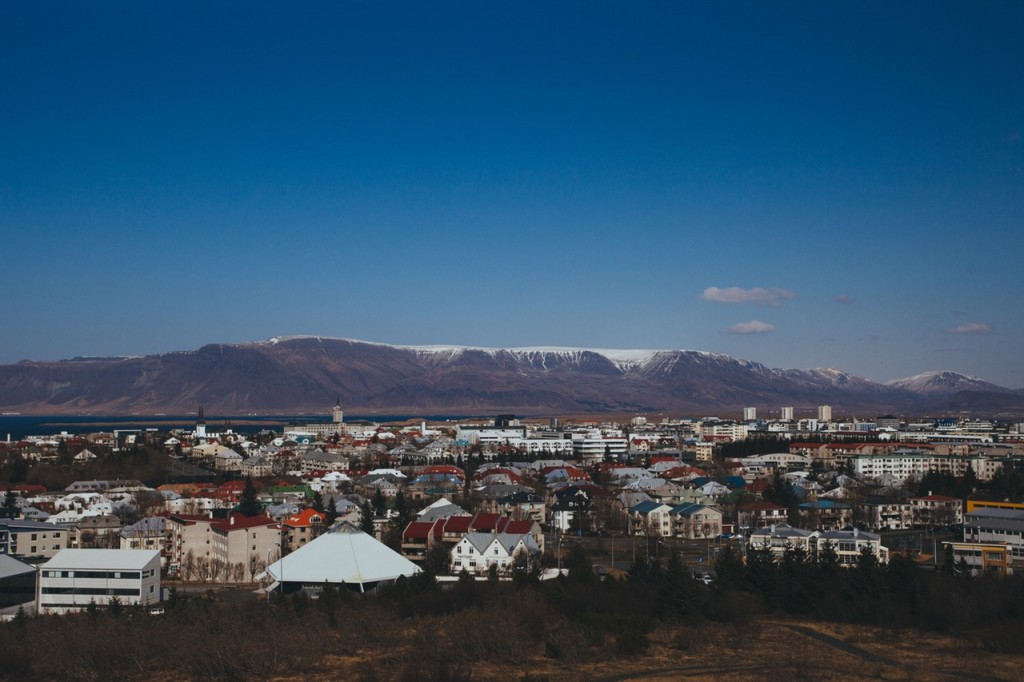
xmin=0 ymin=336 xmax=1022 ymax=416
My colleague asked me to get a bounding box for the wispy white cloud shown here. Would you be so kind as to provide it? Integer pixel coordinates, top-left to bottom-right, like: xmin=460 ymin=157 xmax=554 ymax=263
xmin=723 ymin=320 xmax=775 ymax=335
xmin=947 ymin=322 xmax=991 ymax=334
xmin=833 ymin=294 xmax=854 ymax=304
xmin=701 ymin=286 xmax=796 ymax=306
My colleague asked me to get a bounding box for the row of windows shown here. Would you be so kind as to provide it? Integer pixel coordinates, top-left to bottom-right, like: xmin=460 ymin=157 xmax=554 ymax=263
xmin=41 ymin=587 xmax=141 ymax=596
xmin=42 ymin=570 xmax=142 ymax=579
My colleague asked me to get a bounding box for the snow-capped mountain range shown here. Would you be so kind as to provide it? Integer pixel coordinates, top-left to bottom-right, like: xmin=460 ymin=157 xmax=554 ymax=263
xmin=0 ymin=336 xmax=1019 ymax=415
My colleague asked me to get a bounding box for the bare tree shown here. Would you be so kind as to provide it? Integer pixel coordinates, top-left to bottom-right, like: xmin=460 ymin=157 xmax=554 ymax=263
xmin=183 ymin=550 xmax=196 ymax=582
xmin=248 ymin=554 xmax=265 ymax=582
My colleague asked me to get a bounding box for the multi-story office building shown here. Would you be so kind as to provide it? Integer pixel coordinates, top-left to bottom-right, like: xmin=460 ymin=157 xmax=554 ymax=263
xmin=37 ymin=548 xmax=161 ymax=614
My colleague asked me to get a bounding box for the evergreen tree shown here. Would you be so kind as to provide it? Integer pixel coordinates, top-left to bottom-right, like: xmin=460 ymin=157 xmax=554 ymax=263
xmin=564 ymin=542 xmax=595 ymax=584
xmin=393 ymin=489 xmax=412 ymax=529
xmin=372 ymin=488 xmax=386 ymax=518
xmin=2 ymin=489 xmax=19 ymax=519
xmin=713 ymin=544 xmax=745 ymax=591
xmin=325 ymin=496 xmax=338 ymax=526
xmin=359 ymin=502 xmax=375 ymax=535
xmin=237 ymin=476 xmax=263 ymax=516
xmin=311 ymin=490 xmax=325 ymax=514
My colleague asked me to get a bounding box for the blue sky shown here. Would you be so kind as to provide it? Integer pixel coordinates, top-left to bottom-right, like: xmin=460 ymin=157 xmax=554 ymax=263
xmin=2 ymin=2 xmax=1022 ymax=387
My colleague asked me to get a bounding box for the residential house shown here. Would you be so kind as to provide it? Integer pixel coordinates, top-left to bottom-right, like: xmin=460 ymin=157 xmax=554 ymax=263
xmin=242 ymin=456 xmax=273 ymax=478
xmin=73 ymin=514 xmax=123 ymax=548
xmin=669 ymin=503 xmax=723 ymax=539
xmin=628 ymin=501 xmax=674 ymax=537
xmin=119 ymin=516 xmax=171 ymax=567
xmin=450 ymin=531 xmax=541 ymax=575
xmin=911 ymin=494 xmax=963 ymax=527
xmin=282 ymin=508 xmax=326 ymax=552
xmin=797 ymin=500 xmax=853 ymax=530
xmin=737 ymin=501 xmax=789 ymax=530
xmin=856 ymin=498 xmax=913 ymax=531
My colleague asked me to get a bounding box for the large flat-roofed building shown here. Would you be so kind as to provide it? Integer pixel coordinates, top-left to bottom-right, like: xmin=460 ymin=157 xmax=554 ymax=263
xmin=37 ymin=548 xmax=161 ymax=614
xmin=964 ymin=507 xmax=1024 ymax=567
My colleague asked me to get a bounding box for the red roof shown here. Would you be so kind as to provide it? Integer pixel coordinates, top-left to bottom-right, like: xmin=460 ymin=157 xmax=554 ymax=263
xmin=739 ymin=500 xmax=787 ymax=512
xmin=597 ymin=462 xmax=627 ymax=472
xmin=913 ymin=495 xmax=960 ymax=502
xmin=470 ymin=512 xmax=502 ymax=531
xmin=403 ymin=520 xmax=437 ymax=540
xmin=746 ymin=479 xmax=770 ymax=493
xmin=441 ymin=515 xmax=473 ymax=534
xmin=498 ymin=519 xmax=536 ymax=535
xmin=283 ymin=508 xmax=325 ymax=528
xmin=211 ymin=513 xmax=276 ymax=532
xmin=4 ymin=484 xmax=47 ymax=493
xmin=474 ymin=468 xmax=523 ymax=484
xmin=420 ymin=465 xmax=465 ymax=480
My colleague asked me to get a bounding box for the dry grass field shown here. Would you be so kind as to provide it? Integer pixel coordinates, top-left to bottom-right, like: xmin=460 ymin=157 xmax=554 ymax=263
xmin=305 ymin=618 xmax=1021 ymax=682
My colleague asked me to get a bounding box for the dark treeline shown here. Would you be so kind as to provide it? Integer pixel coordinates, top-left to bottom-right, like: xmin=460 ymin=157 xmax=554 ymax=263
xmin=3 ymin=542 xmax=1024 ymax=680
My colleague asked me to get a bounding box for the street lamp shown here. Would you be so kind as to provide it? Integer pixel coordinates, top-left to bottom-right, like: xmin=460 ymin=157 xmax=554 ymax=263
xmin=266 ymin=548 xmax=275 ymax=604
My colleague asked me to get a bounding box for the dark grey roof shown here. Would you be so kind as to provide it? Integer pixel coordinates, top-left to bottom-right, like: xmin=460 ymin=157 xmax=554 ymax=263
xmin=0 ymin=553 xmax=36 ymax=580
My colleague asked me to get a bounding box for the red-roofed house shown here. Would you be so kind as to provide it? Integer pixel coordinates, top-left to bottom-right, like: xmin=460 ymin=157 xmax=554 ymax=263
xmin=282 ymin=508 xmax=327 ymax=551
xmin=737 ymin=500 xmax=790 ymax=529
xmin=911 ymin=494 xmax=963 ymax=526
xmin=400 ymin=519 xmax=445 ymax=561
xmin=419 ymin=465 xmax=466 ymax=481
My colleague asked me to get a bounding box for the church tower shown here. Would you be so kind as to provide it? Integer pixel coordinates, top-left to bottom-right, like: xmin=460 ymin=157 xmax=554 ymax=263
xmin=196 ymin=406 xmax=207 ymax=440
xmin=332 ymin=397 xmax=344 ymax=425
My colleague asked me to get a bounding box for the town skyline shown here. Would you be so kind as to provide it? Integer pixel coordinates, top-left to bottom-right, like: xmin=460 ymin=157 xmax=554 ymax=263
xmin=2 ymin=4 xmax=1022 ymax=386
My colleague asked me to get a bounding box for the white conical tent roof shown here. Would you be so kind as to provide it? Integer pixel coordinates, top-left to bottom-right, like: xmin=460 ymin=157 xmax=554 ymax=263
xmin=266 ymin=522 xmax=420 ymax=590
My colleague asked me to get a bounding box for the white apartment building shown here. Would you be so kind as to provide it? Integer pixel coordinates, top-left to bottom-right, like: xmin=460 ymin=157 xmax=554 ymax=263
xmin=696 ymin=422 xmax=749 ymax=441
xmin=506 ymin=437 xmax=574 ymax=455
xmin=749 ymin=524 xmax=888 ymax=565
xmin=850 ymin=453 xmax=1002 ymax=482
xmin=37 ymin=548 xmax=161 ymax=614
xmin=818 ymin=405 xmax=833 ymax=422
xmin=571 ymin=430 xmax=628 ymax=464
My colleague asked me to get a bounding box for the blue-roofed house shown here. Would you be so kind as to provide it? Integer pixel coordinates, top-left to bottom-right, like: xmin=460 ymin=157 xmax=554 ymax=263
xmin=628 ymin=501 xmax=673 ymax=537
xmin=669 ymin=503 xmax=723 ymax=539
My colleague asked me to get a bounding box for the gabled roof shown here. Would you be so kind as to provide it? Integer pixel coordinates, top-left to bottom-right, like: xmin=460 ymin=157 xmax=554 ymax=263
xmin=41 ymin=548 xmax=160 ymax=570
xmin=402 ymin=520 xmax=438 ymax=541
xmin=441 ymin=515 xmax=474 ymax=534
xmin=283 ymin=508 xmax=325 ymax=528
xmin=738 ymin=500 xmax=788 ymax=512
xmin=629 ymin=500 xmax=670 ymax=515
xmin=469 ymin=512 xmax=502 ymax=531
xmin=750 ymin=523 xmax=812 ymax=540
xmin=210 ymin=513 xmax=277 ymax=532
